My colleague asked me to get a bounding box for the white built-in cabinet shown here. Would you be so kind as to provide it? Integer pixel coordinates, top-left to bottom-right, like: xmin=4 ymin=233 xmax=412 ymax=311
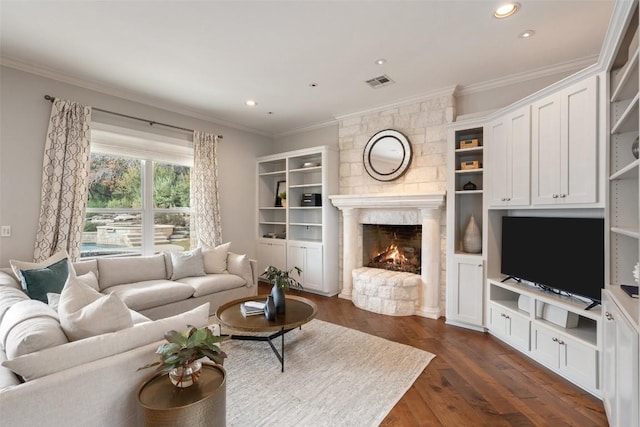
xmin=603 ymin=1 xmax=640 ymax=426
xmin=446 ymin=123 xmax=486 ymax=330
xmin=488 ymin=279 xmax=601 ymax=395
xmin=531 ymin=76 xmax=598 ymax=205
xmin=256 ymin=146 xmax=339 ymax=296
xmin=487 ymin=106 xmax=531 ymax=207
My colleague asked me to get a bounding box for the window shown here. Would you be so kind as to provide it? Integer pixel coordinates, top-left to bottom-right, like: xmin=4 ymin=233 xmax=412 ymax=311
xmin=82 ymin=124 xmax=193 ymax=258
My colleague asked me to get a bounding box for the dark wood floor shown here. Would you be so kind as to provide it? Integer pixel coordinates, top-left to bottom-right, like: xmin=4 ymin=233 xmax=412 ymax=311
xmin=262 ymin=283 xmax=608 ymax=427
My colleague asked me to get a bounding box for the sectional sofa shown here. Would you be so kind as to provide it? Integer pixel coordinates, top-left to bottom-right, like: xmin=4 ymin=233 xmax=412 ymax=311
xmin=0 ymin=248 xmax=258 ymax=426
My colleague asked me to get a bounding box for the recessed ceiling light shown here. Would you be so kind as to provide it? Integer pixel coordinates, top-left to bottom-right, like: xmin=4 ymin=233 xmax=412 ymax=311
xmin=375 ymin=59 xmax=387 ymax=65
xmin=245 ymin=100 xmax=258 ymax=107
xmin=519 ymin=30 xmax=535 ymax=38
xmin=494 ymin=3 xmax=520 ymax=18
xmin=309 ymin=83 xmax=318 ymax=87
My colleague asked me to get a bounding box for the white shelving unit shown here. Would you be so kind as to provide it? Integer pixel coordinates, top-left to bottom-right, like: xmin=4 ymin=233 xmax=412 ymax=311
xmin=256 ymin=146 xmax=339 ymax=296
xmin=446 ymin=123 xmax=486 ymax=330
xmin=604 ymin=2 xmax=640 ymax=425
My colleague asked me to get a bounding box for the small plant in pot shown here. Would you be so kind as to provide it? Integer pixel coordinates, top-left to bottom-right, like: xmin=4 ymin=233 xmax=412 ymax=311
xmin=261 ymin=265 xmax=302 ymax=314
xmin=139 ymin=325 xmax=227 ymax=388
xmin=279 ymin=191 xmax=287 ymax=207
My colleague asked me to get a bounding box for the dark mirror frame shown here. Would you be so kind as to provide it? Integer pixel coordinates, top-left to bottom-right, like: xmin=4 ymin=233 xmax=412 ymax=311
xmin=363 ymin=129 xmax=412 ymax=181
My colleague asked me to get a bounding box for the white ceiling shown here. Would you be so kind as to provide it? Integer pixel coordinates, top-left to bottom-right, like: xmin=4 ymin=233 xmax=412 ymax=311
xmin=0 ymin=0 xmax=615 ymax=137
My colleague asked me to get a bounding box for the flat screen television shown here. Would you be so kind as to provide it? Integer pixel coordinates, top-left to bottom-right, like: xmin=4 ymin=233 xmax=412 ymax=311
xmin=501 ymin=216 xmax=604 ymax=308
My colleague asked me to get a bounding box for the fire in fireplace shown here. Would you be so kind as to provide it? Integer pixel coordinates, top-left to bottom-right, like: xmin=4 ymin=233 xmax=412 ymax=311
xmin=362 ymin=224 xmax=422 ymax=274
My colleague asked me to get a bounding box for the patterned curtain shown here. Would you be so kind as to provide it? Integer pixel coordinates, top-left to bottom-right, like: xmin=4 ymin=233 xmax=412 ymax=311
xmin=190 ymin=131 xmax=222 ymax=248
xmin=33 ymin=98 xmax=92 ymax=262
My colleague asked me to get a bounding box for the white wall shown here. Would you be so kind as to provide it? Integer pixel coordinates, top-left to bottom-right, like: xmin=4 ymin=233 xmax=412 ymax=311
xmin=272 ymin=124 xmax=338 ymax=153
xmin=0 ymin=66 xmax=273 ymax=266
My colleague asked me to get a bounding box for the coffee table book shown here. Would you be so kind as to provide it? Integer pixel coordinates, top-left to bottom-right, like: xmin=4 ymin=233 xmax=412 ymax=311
xmin=241 ymin=302 xmax=265 ymax=317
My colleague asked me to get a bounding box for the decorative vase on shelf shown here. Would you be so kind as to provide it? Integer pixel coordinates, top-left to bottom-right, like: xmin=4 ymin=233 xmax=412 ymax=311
xmin=271 ymin=284 xmax=286 ymax=314
xmin=264 ymin=295 xmax=276 ymax=320
xmin=632 ymin=136 xmax=639 ymax=160
xmin=462 ymin=215 xmax=482 ymax=253
xmin=168 ymin=360 xmax=202 ymax=388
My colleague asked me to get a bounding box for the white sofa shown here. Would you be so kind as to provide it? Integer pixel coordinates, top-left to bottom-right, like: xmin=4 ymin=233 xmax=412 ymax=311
xmin=0 ymin=250 xmax=258 ymax=426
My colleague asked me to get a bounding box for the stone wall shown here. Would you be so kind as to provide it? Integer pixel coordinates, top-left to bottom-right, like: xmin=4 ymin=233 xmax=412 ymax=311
xmin=336 ymin=91 xmax=455 ymax=312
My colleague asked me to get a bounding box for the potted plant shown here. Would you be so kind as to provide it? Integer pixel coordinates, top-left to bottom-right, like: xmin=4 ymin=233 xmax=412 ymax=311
xmin=261 ymin=265 xmax=302 ymax=314
xmin=279 ymin=191 xmax=287 ymax=207
xmin=139 ymin=325 xmax=227 ymax=388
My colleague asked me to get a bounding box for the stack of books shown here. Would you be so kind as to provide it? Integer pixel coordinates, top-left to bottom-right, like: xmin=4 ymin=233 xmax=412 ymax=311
xmin=241 ymin=300 xmax=266 ymax=317
xmin=621 ymin=284 xmax=639 ymax=299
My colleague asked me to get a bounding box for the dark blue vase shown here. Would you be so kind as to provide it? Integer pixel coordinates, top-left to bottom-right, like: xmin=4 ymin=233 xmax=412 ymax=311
xmin=264 ymin=295 xmax=276 ymax=320
xmin=271 ymin=284 xmax=286 ymax=314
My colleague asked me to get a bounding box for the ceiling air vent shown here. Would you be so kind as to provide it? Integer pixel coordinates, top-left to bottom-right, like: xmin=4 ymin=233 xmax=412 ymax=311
xmin=365 ymin=75 xmax=394 ymax=89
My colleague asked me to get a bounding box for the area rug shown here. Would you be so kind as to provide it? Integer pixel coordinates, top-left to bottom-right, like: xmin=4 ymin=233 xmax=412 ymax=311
xmin=221 ymin=319 xmax=435 ymax=426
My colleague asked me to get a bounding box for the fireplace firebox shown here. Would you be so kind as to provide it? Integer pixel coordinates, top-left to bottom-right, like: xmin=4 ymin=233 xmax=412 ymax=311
xmin=363 ymin=224 xmax=422 ymax=274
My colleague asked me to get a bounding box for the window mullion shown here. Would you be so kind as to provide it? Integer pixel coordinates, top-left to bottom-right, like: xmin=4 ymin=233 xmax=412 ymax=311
xmin=142 ymin=160 xmax=155 ymax=255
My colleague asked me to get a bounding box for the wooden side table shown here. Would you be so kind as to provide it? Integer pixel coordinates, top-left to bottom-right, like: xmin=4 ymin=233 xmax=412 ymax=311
xmin=137 ymin=363 xmax=226 ymax=427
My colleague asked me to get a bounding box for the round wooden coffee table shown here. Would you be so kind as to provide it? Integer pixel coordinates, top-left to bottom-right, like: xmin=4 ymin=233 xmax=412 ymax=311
xmin=215 ymin=295 xmax=317 ymax=372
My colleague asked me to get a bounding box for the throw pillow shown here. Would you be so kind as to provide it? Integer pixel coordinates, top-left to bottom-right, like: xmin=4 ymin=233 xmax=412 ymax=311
xmin=58 ymin=275 xmax=133 ymax=341
xmin=169 ymin=248 xmax=206 ymax=280
xmin=9 ymin=250 xmax=74 ymax=281
xmin=18 ymin=257 xmax=69 ymax=303
xmin=227 ymin=252 xmax=254 ymax=287
xmin=201 ymin=241 xmax=231 ymax=274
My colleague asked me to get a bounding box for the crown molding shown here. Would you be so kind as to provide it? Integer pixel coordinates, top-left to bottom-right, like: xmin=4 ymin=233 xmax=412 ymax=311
xmin=333 ymin=85 xmax=458 ymax=122
xmin=0 ymin=56 xmax=272 ymax=138
xmin=456 ymin=55 xmax=599 ymax=96
xmin=597 ymin=0 xmax=637 ymax=71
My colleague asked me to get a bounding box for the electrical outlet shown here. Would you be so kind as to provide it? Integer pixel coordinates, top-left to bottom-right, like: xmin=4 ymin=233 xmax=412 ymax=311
xmin=1 ymin=226 xmax=11 ymax=237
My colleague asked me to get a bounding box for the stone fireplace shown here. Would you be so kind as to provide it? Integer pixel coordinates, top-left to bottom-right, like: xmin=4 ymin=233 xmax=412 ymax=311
xmin=329 ymin=193 xmax=445 ymax=318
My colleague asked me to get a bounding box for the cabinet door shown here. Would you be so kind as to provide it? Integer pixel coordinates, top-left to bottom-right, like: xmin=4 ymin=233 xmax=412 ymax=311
xmin=615 ymin=306 xmax=639 ymax=427
xmin=488 ymin=119 xmax=509 ymax=206
xmin=506 ymin=311 xmax=530 ymax=352
xmin=303 ymin=244 xmax=323 ymax=291
xmin=448 ymin=258 xmax=484 ymax=326
xmin=531 ymin=323 xmax=560 ymax=366
xmin=532 ymin=94 xmax=562 ymax=205
xmin=560 ymin=76 xmax=597 ymax=204
xmin=560 ymin=334 xmax=598 ymax=391
xmin=487 ymin=107 xmax=530 ymax=207
xmin=509 ymin=107 xmax=531 ymax=206
xmin=258 ymin=240 xmax=286 ymax=273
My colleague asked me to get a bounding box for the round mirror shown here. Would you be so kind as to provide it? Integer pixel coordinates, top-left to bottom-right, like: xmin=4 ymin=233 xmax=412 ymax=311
xmin=363 ymin=129 xmax=412 ymax=181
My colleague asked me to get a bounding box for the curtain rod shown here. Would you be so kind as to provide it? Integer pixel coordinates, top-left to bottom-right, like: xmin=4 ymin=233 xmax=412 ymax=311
xmin=43 ymin=95 xmax=222 ymax=139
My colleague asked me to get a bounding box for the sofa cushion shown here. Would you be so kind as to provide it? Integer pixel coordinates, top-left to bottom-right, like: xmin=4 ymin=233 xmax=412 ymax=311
xmin=72 ymin=259 xmax=98 ymax=280
xmin=102 ymin=280 xmax=195 ymax=311
xmin=2 ymin=303 xmax=210 ymax=381
xmin=0 ymin=268 xmax=22 ymax=290
xmin=97 ymin=254 xmax=167 ymax=290
xmin=169 ymin=248 xmax=206 ymax=280
xmin=58 ymin=276 xmax=133 ymax=341
xmin=0 ymin=300 xmax=68 ymax=358
xmin=0 ymin=287 xmax=29 ymax=325
xmin=15 ymin=257 xmax=69 ymax=303
xmin=202 ymin=242 xmax=231 ymax=274
xmin=177 ymin=273 xmax=246 ymax=298
xmin=227 ymin=252 xmax=253 ymax=287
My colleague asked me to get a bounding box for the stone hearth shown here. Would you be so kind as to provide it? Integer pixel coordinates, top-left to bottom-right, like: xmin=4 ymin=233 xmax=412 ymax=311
xmin=329 ymin=193 xmax=445 ymax=318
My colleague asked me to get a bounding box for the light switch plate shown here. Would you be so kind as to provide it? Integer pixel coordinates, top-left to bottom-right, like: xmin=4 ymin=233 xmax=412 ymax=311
xmin=1 ymin=226 xmax=11 ymax=237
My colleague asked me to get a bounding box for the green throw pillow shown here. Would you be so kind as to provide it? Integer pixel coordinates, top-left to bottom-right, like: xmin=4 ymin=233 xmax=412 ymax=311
xmin=20 ymin=258 xmax=69 ymax=303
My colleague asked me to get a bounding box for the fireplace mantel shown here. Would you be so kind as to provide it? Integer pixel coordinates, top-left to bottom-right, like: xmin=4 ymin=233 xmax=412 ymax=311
xmin=329 ymin=193 xmax=445 ymax=210
xmin=329 ymin=192 xmax=446 ymax=319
